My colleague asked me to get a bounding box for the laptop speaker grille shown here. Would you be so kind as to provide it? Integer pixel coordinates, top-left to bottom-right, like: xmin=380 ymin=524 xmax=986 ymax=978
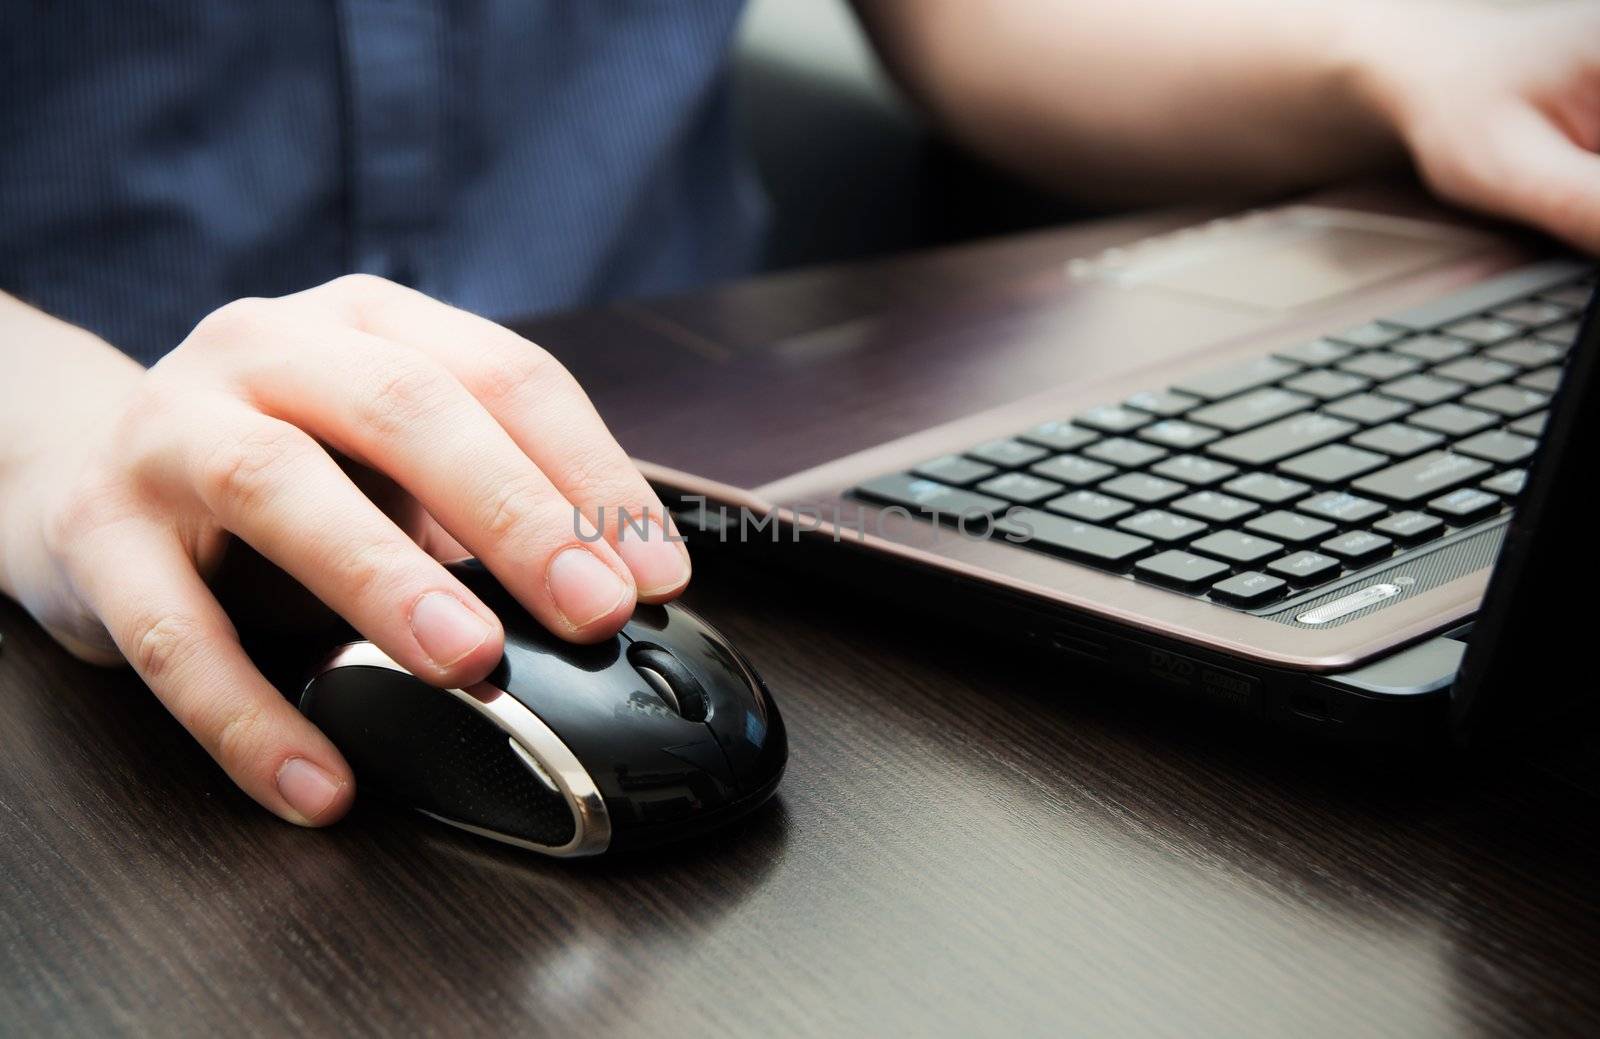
xmin=1262 ymin=521 xmax=1507 ymax=629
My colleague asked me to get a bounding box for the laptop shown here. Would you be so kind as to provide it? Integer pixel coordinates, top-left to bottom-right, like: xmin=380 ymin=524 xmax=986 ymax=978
xmin=540 ymin=186 xmax=1596 ymax=745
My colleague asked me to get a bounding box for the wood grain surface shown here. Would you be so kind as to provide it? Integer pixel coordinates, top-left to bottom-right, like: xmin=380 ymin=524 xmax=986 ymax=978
xmin=4 ymin=210 xmax=1598 ymax=1038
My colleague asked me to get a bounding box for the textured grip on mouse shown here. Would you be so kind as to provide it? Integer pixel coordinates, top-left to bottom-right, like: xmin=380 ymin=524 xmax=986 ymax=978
xmin=302 ymin=665 xmax=576 ymax=847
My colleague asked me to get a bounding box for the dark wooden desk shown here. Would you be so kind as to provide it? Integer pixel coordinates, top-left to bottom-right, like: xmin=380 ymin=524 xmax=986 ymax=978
xmin=4 ymin=213 xmax=1599 ymax=1037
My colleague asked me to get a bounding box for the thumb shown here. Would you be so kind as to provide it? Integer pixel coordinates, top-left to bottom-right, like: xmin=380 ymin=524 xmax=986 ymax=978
xmin=1458 ymin=105 xmax=1600 ymax=255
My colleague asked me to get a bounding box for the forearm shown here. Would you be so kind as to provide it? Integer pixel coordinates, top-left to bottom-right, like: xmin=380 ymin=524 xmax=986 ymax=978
xmin=854 ymin=0 xmax=1408 ymax=204
xmin=0 ymin=293 xmax=142 ymax=597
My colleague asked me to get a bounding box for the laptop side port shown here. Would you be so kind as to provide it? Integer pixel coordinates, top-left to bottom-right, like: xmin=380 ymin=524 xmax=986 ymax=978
xmin=1288 ymin=691 xmax=1331 ymax=722
xmin=1049 ymin=627 xmax=1110 ymax=664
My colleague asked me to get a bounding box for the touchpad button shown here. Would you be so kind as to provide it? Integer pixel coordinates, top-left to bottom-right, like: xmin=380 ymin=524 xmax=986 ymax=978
xmin=1092 ymin=209 xmax=1489 ymax=312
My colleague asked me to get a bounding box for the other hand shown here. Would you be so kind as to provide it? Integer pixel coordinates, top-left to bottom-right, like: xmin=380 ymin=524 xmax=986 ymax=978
xmin=1354 ymin=0 xmax=1600 ymax=254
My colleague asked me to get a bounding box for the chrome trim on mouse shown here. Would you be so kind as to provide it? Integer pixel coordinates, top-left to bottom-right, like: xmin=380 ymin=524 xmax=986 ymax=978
xmin=304 ymin=642 xmax=613 ymax=857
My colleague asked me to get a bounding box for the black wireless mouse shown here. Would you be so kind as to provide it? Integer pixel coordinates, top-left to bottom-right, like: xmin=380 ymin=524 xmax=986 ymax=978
xmin=298 ymin=561 xmax=786 ymax=857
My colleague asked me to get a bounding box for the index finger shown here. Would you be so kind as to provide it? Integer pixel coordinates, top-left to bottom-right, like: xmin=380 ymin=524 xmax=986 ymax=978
xmin=297 ymin=277 xmax=692 ymax=602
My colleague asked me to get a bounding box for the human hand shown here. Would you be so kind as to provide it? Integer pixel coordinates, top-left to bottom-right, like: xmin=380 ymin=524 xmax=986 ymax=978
xmin=3 ymin=275 xmax=689 ymax=826
xmin=1350 ymin=0 xmax=1600 ymax=253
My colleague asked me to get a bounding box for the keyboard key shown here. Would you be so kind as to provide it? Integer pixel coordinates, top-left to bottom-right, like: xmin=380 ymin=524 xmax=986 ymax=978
xmin=1044 ymin=490 xmax=1135 ymax=523
xmin=1209 ymin=570 xmax=1288 ymax=607
xmin=1124 ymin=389 xmax=1200 ymax=417
xmin=1516 ymin=367 xmax=1562 ymax=394
xmin=1384 ymin=259 xmax=1591 ymax=330
xmin=1188 ymin=387 xmax=1312 ymax=432
xmin=1075 ymin=405 xmax=1151 ymax=434
xmin=1377 ymin=373 xmax=1466 ymax=406
xmin=1322 ymin=392 xmax=1413 ymax=426
xmin=1191 ymin=529 xmax=1283 ymax=565
xmin=1137 ymin=420 xmax=1220 ymax=450
xmin=1539 ymin=283 xmax=1595 ymax=309
xmin=1030 ymin=454 xmax=1117 ymax=487
xmin=1432 ymin=357 xmax=1516 ymax=387
xmin=1268 ymin=551 xmax=1342 ymax=586
xmin=1274 ymin=339 xmax=1352 ymax=367
xmin=968 ymin=438 xmax=1049 ymax=468
xmin=1279 ymin=444 xmax=1387 ymax=484
xmin=1407 ymin=403 xmax=1498 ymax=437
xmin=1393 ymin=335 xmax=1471 ymax=365
xmin=1486 ymin=339 xmax=1563 ymax=369
xmin=1174 ymin=356 xmax=1300 ymax=401
xmin=1084 ymin=437 xmax=1168 ymax=469
xmin=1282 ymin=369 xmax=1369 ymax=401
xmin=1296 ymin=491 xmax=1386 ymax=525
xmin=976 ymin=472 xmax=1066 ymax=504
xmin=1224 ymin=472 xmax=1310 ymax=505
xmin=1117 ymin=509 xmax=1208 ymax=543
xmin=1352 ymin=451 xmax=1493 ymax=504
xmin=1018 ymin=421 xmax=1099 ymax=453
xmin=1350 ymin=423 xmax=1444 ymax=458
xmin=1338 ymin=352 xmax=1421 ymax=381
xmin=1320 ymin=530 xmax=1394 ymax=566
xmin=1481 ymin=469 xmax=1527 ymax=497
xmin=1534 ymin=320 xmax=1580 ymax=347
xmin=1170 ymin=491 xmax=1258 ymax=525
xmin=1330 ymin=322 xmax=1406 ymax=349
xmin=1442 ymin=316 xmax=1520 ymax=345
xmin=1134 ymin=550 xmax=1231 ymax=591
xmin=1454 ymin=430 xmax=1536 ymax=465
xmin=1461 ymin=385 xmax=1548 ymax=418
xmin=1494 ymin=300 xmax=1571 ymax=327
xmin=1099 ymin=472 xmax=1186 ymax=504
xmin=991 ymin=510 xmax=1152 ymax=570
xmin=855 ymin=474 xmax=1008 ymax=522
xmin=1246 ymin=510 xmax=1336 ymax=545
xmin=1427 ymin=487 xmax=1501 ymax=523
xmin=1208 ymin=413 xmax=1356 ymax=466
xmin=912 ymin=455 xmax=996 ymax=486
xmin=1372 ymin=510 xmax=1444 ymax=545
xmin=1509 ymin=411 xmax=1547 ymax=437
xmin=1151 ymin=455 xmax=1238 ymax=487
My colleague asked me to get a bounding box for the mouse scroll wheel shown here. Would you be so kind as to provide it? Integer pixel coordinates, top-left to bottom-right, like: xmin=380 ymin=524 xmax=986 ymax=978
xmin=627 ymin=644 xmax=710 ymax=722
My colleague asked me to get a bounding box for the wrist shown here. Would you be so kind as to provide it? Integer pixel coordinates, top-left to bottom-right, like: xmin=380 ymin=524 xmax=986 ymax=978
xmin=1325 ymin=0 xmax=1464 ymax=145
xmin=1319 ymin=4 xmax=1407 ymax=139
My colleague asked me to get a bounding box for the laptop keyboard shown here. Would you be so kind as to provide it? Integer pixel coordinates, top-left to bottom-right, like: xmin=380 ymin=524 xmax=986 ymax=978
xmin=852 ymin=260 xmax=1594 ymax=610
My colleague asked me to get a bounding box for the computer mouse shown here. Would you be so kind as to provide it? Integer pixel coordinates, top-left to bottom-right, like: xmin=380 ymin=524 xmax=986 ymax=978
xmin=298 ymin=560 xmax=786 ymax=857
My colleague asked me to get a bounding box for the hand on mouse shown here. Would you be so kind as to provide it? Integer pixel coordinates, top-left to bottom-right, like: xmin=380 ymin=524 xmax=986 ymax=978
xmin=1350 ymin=1 xmax=1600 ymax=255
xmin=0 ymin=275 xmax=690 ymax=826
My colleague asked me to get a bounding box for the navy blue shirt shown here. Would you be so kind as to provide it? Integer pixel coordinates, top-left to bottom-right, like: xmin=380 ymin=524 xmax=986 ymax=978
xmin=1 ymin=1 xmax=765 ymax=364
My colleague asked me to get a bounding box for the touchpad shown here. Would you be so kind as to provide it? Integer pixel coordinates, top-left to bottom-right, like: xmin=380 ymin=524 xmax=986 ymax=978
xmin=1086 ymin=207 xmax=1490 ymax=312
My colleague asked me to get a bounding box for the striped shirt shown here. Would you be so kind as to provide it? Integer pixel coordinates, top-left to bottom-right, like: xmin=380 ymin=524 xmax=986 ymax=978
xmin=0 ymin=1 xmax=765 ymax=364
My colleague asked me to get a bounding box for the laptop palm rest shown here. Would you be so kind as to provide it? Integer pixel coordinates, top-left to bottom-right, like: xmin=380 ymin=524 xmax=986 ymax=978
xmin=534 ymin=195 xmax=1497 ymax=495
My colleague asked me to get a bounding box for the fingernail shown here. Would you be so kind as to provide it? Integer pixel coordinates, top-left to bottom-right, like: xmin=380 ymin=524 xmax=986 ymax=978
xmin=276 ymin=758 xmax=343 ymax=823
xmin=410 ymin=592 xmax=492 ymax=668
xmin=614 ymin=518 xmax=690 ymax=596
xmin=547 ymin=547 xmax=630 ymax=629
